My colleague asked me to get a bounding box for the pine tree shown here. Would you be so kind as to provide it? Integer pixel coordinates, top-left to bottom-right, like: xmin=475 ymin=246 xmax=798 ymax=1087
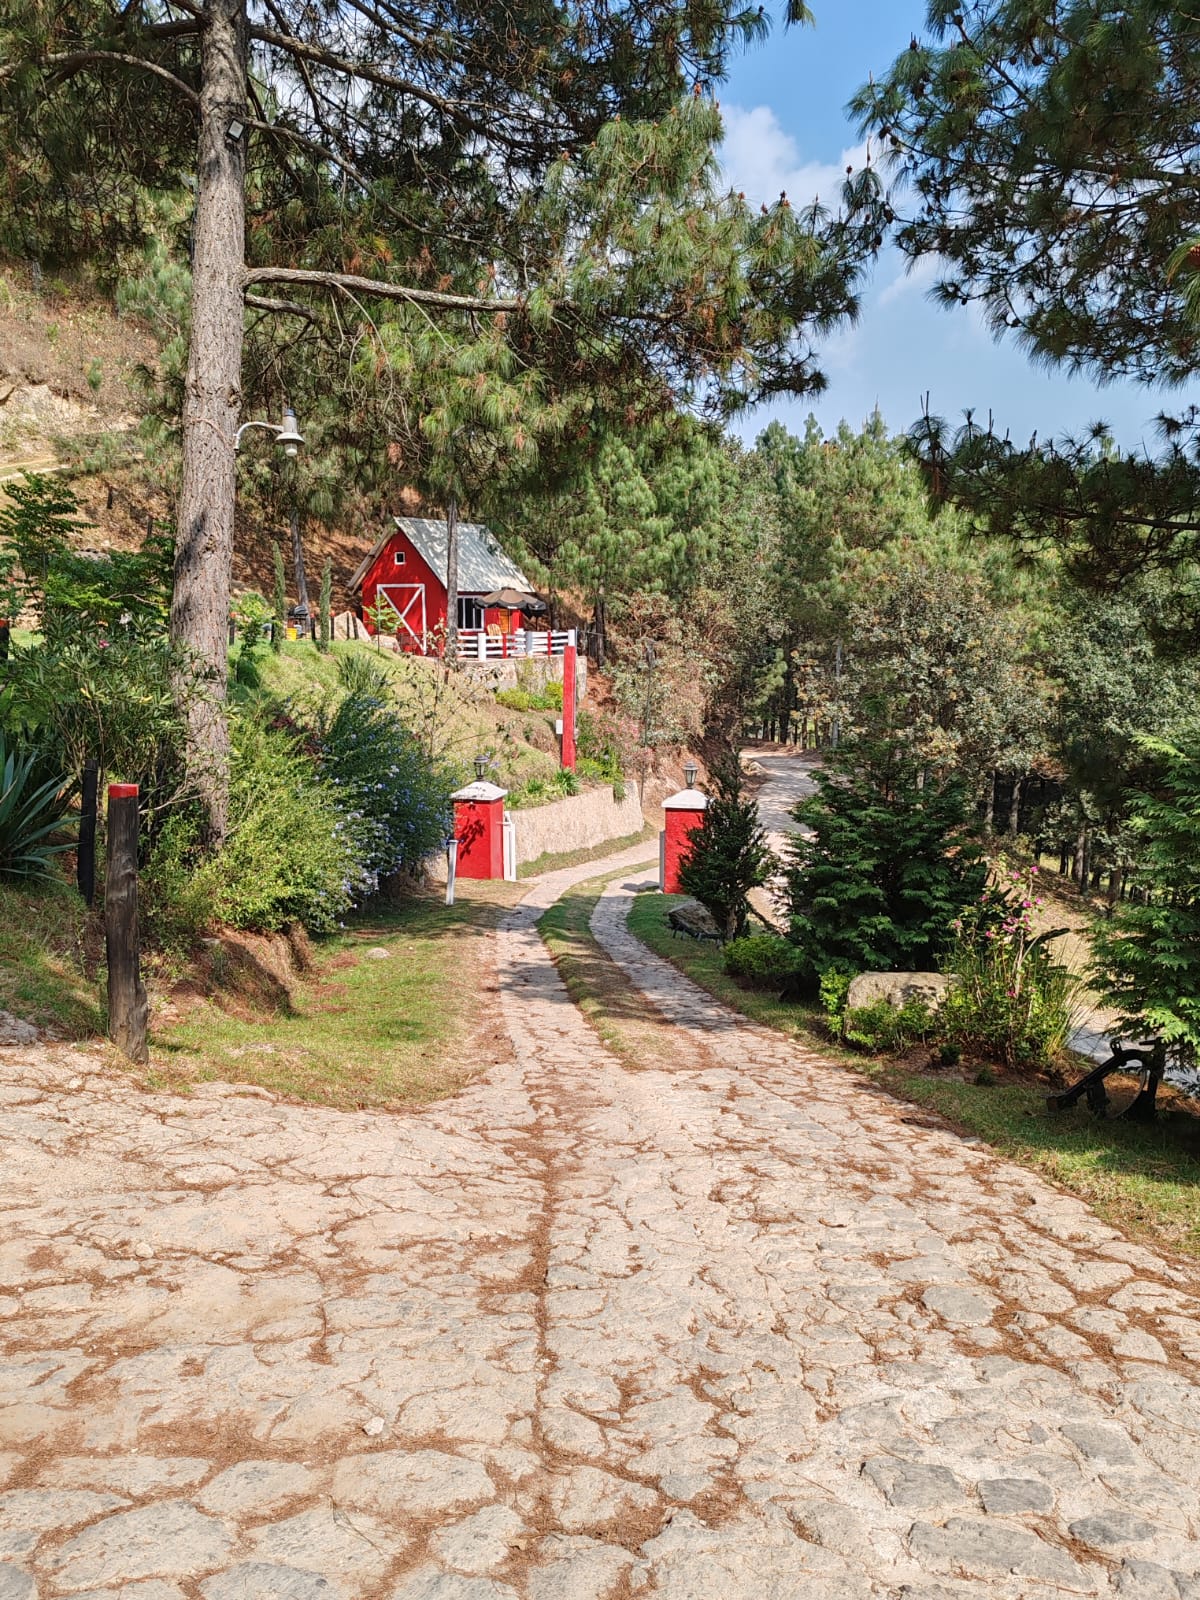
xmin=271 ymin=542 xmax=286 ymax=654
xmin=1094 ymin=737 xmax=1200 ymax=1067
xmin=678 ymin=768 xmax=774 ymax=942
xmin=783 ymin=741 xmax=986 ymax=978
xmin=0 ymin=0 xmax=878 ymax=838
xmin=851 ymin=3 xmax=1200 ymax=608
xmin=318 ymin=559 xmax=332 ymax=654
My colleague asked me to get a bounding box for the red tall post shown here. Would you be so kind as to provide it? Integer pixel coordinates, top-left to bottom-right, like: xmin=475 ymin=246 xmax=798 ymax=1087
xmin=561 ymin=628 xmax=577 ymax=772
xmin=661 ymin=782 xmax=709 ymax=894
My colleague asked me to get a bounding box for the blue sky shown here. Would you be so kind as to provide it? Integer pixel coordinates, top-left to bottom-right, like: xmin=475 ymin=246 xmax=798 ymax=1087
xmin=719 ymin=0 xmax=1193 ymax=451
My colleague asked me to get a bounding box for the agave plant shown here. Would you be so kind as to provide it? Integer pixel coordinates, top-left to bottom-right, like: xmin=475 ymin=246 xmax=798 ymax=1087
xmin=0 ymin=735 xmax=74 ymax=881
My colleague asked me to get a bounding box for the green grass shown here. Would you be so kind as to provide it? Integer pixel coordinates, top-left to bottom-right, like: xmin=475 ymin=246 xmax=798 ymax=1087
xmin=540 ymin=866 xmax=665 ymax=1063
xmin=153 ymin=882 xmax=520 ymax=1108
xmin=0 ymin=878 xmax=104 ymax=1036
xmin=629 ymin=892 xmax=1200 ymax=1258
xmin=518 ymin=826 xmax=657 ymax=879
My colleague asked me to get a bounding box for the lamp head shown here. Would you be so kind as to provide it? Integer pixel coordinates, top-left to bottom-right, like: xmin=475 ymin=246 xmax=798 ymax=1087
xmin=683 ymin=760 xmax=698 ymax=789
xmin=277 ymin=406 xmax=304 ymax=458
xmin=474 ymin=755 xmax=489 ymax=782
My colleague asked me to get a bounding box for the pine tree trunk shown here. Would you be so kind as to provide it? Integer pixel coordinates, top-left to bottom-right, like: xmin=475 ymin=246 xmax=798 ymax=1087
xmin=444 ymin=490 xmax=460 ymax=661
xmin=291 ymin=507 xmax=310 ymax=615
xmin=1009 ymin=774 xmax=1023 ymax=836
xmin=983 ymin=771 xmax=996 ymax=832
xmin=170 ymin=0 xmax=247 ymax=843
xmin=594 ymin=588 xmax=607 ymax=669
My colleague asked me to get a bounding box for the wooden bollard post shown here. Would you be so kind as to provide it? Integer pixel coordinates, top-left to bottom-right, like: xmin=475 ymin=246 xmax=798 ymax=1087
xmin=77 ymin=760 xmax=98 ymax=906
xmin=0 ymin=619 xmax=9 ymax=661
xmin=105 ymin=783 xmax=148 ymax=1063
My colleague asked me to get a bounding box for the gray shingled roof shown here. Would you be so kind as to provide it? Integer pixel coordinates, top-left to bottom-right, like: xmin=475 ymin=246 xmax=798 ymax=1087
xmin=347 ymin=516 xmax=535 ymax=595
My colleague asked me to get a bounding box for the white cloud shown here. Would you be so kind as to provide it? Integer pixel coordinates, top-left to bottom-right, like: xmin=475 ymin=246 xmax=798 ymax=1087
xmin=877 ymin=253 xmax=942 ymax=308
xmin=719 ymin=103 xmax=867 ymax=212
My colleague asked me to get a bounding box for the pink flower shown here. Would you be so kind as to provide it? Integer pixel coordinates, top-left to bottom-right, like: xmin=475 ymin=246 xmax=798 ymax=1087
xmin=98 ymin=640 xmax=109 ymax=649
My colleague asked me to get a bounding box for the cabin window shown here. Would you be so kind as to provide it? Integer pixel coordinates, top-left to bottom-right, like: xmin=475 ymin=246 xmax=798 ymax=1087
xmin=393 ymin=550 xmax=406 ymax=565
xmin=457 ymin=597 xmax=485 ymax=631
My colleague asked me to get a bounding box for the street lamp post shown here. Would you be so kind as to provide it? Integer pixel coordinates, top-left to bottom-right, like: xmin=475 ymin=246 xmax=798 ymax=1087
xmin=234 ymin=405 xmax=304 ymax=457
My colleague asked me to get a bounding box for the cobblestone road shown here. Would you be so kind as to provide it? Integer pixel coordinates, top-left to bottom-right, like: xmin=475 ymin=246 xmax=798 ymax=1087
xmin=2 ymin=844 xmax=1200 ymax=1598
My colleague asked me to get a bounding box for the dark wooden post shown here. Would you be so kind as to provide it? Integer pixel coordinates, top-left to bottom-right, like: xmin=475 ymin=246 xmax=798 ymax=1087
xmin=105 ymin=783 xmax=148 ymax=1063
xmin=77 ymin=761 xmax=99 ymax=906
xmin=0 ymin=619 xmax=9 ymax=661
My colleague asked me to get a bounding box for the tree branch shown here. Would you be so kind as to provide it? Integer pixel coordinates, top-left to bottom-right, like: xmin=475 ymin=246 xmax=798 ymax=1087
xmin=243 ymin=265 xmax=525 ymax=314
xmin=245 ymin=23 xmax=470 ymax=122
xmin=0 ymin=48 xmax=198 ymax=100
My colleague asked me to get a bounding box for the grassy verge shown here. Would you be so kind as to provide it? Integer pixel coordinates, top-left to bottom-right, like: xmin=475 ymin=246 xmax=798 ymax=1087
xmin=152 ymin=879 xmax=522 ymax=1110
xmin=629 ymin=892 xmax=1200 ymax=1258
xmin=539 ymin=868 xmax=649 ymax=1061
xmin=518 ymin=826 xmax=656 ymax=879
xmin=0 ymin=879 xmax=104 ymax=1036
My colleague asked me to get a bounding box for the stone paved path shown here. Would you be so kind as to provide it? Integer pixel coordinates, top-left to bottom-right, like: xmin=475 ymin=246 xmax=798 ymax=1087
xmin=2 ymin=844 xmax=1200 ymax=1598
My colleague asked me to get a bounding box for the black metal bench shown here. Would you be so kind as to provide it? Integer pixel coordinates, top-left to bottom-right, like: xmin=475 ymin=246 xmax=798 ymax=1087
xmin=1047 ymin=1039 xmax=1167 ymax=1122
xmin=667 ymin=908 xmax=721 ymax=943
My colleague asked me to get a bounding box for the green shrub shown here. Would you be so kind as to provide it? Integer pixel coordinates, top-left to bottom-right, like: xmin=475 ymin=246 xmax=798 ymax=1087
xmin=783 ymin=742 xmax=986 ymax=981
xmin=0 ymin=733 xmax=73 ymax=881
xmin=495 ymin=680 xmax=563 ymax=713
xmin=577 ymin=706 xmax=624 ymax=789
xmin=309 ymin=658 xmax=451 ymax=878
xmin=508 ymin=767 xmax=579 ymax=808
xmin=818 ymin=966 xmax=854 ymax=1031
xmin=939 ymin=865 xmax=1083 ymax=1069
xmin=152 ymin=718 xmax=372 ymax=935
xmin=723 ymin=934 xmax=804 ymax=988
xmin=842 ymin=997 xmax=934 ymax=1053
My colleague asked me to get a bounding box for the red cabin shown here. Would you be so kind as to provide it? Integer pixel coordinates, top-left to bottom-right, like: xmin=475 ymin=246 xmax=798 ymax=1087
xmin=348 ymin=516 xmax=543 ymax=655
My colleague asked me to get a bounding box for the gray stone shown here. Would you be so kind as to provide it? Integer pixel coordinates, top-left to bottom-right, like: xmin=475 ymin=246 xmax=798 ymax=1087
xmin=527 ymin=1537 xmax=634 ymax=1600
xmin=364 ymin=948 xmax=391 ymax=961
xmin=0 ymin=1013 xmax=38 ymax=1046
xmin=1061 ymin=1421 xmax=1137 ymax=1465
xmin=786 ymin=1500 xmax=872 ymax=1557
xmin=46 ymin=1502 xmax=234 ymax=1588
xmin=863 ymin=1459 xmax=966 ymax=1510
xmin=846 ymin=973 xmax=953 ymax=1013
xmin=1069 ymin=1513 xmax=1158 ymax=1549
xmin=431 ymin=1506 xmax=525 ymax=1576
xmin=73 ymin=1587 xmax=188 ymax=1600
xmin=201 ymin=1564 xmax=336 ymax=1600
xmin=0 ymin=1489 xmax=124 ymax=1532
xmin=920 ymin=1286 xmax=996 ymax=1328
xmin=0 ymin=1566 xmax=34 ymax=1600
xmin=978 ymin=1478 xmax=1054 ymax=1515
xmin=330 ymin=1451 xmax=493 ymax=1518
xmin=196 ymin=1461 xmax=316 ymax=1518
xmin=1115 ymin=1560 xmax=1183 ymax=1599
xmin=908 ymin=1518 xmax=1085 ymax=1586
xmin=385 ymin=1572 xmax=518 ymax=1600
xmin=245 ymin=1509 xmax=401 ymax=1586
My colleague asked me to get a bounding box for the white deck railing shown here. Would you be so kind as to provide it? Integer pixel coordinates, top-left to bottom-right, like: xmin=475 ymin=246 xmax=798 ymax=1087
xmin=458 ymin=628 xmax=576 ymax=661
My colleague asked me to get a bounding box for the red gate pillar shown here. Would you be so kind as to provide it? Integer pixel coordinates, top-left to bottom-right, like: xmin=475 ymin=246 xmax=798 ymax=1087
xmin=661 ymin=782 xmax=709 ymax=894
xmin=560 ymin=628 xmax=578 ymax=772
xmin=451 ymin=779 xmax=508 ymax=879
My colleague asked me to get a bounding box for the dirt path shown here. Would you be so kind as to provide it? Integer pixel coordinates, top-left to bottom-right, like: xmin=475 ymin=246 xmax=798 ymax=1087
xmin=2 ymin=845 xmax=1200 ymax=1597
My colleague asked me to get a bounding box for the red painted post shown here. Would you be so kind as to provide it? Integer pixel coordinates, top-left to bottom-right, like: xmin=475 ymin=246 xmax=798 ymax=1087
xmin=105 ymin=783 xmax=148 ymax=1062
xmin=661 ymin=781 xmax=708 ymax=893
xmin=451 ymin=779 xmax=508 ymax=879
xmin=561 ymin=629 xmax=577 ymax=772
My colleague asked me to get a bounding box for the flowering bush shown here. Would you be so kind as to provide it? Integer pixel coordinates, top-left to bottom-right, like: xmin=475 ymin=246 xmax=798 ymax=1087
xmin=939 ymin=864 xmax=1083 ymax=1069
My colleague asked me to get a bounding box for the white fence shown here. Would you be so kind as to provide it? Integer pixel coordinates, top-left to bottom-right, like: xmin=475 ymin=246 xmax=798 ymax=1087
xmin=458 ymin=627 xmax=576 ymax=661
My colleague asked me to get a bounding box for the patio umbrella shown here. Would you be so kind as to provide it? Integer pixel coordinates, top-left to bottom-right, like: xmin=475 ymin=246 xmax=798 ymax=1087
xmin=478 ymin=588 xmax=547 ymax=613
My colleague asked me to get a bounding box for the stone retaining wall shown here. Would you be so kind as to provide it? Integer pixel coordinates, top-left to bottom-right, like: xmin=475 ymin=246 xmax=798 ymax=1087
xmin=510 ymin=784 xmax=644 ymax=866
